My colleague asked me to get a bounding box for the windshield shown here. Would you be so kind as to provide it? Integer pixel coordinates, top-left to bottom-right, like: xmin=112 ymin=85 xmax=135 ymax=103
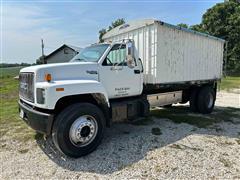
xmin=71 ymin=44 xmax=109 ymax=62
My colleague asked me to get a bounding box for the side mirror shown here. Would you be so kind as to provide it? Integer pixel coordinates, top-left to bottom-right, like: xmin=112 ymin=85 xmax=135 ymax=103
xmin=126 ymin=41 xmax=135 ymax=68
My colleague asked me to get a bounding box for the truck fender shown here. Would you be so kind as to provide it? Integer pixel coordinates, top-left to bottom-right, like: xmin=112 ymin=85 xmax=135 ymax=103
xmin=36 ymin=80 xmax=110 ymax=109
xmin=48 ymin=81 xmax=111 ymax=126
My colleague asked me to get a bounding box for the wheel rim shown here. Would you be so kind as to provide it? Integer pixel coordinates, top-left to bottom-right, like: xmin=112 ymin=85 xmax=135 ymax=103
xmin=69 ymin=115 xmax=98 ymax=147
xmin=207 ymin=93 xmax=214 ymax=109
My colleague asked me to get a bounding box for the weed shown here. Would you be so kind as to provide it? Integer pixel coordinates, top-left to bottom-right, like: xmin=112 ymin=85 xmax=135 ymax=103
xmin=155 ymin=165 xmax=162 ymax=172
xmin=35 ymin=133 xmax=44 ymax=140
xmin=1 ymin=144 xmax=6 ymax=148
xmin=219 ymin=158 xmax=232 ymax=168
xmin=18 ymin=149 xmax=29 ymax=154
xmin=169 ymin=143 xmax=203 ymax=151
xmin=219 ymin=140 xmax=235 ymax=146
xmin=169 ymin=144 xmax=183 ymax=150
xmin=118 ymin=163 xmax=134 ymax=170
xmin=236 ymin=139 xmax=240 ymax=145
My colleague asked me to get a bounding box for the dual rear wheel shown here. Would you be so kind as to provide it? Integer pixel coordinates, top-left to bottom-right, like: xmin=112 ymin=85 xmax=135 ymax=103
xmin=190 ymin=86 xmax=216 ymax=114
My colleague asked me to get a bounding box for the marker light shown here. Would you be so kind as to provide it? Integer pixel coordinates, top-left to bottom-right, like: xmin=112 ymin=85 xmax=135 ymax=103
xmin=56 ymin=88 xmax=64 ymax=91
xmin=45 ymin=73 xmax=52 ymax=82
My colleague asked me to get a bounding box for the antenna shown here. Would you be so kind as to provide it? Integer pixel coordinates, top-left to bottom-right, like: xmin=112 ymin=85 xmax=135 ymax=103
xmin=41 ymin=39 xmax=46 ymax=64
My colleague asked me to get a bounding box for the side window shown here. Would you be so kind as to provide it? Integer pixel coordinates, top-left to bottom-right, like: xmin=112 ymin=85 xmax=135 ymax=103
xmin=103 ymin=44 xmax=126 ymax=66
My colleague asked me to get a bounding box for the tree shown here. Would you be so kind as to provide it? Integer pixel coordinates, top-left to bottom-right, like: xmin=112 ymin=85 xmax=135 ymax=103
xmin=190 ymin=24 xmax=204 ymax=32
xmin=98 ymin=18 xmax=125 ymax=42
xmin=99 ymin=29 xmax=107 ymax=43
xmin=177 ymin=23 xmax=189 ymax=28
xmin=200 ymin=0 xmax=240 ymax=73
xmin=109 ymin=18 xmax=125 ymax=31
xmin=36 ymin=55 xmax=46 ymax=64
xmin=179 ymin=0 xmax=240 ymax=73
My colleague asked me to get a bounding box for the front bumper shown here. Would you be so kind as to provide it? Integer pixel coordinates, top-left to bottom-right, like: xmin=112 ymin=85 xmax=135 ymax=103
xmin=19 ymin=100 xmax=54 ymax=135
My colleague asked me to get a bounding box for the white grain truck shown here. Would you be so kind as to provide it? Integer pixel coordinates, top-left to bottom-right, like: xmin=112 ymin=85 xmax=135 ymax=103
xmin=19 ymin=19 xmax=225 ymax=157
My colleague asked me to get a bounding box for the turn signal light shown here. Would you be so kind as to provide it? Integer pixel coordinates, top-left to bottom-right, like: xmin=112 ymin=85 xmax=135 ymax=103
xmin=45 ymin=73 xmax=52 ymax=82
xmin=56 ymin=88 xmax=64 ymax=91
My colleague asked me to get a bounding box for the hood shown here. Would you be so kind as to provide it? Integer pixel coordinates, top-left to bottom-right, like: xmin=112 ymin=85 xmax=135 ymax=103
xmin=20 ymin=62 xmax=99 ymax=82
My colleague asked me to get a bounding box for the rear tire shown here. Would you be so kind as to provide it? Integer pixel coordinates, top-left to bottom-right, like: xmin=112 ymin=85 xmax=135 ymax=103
xmin=197 ymin=86 xmax=216 ymax=114
xmin=189 ymin=88 xmax=199 ymax=112
xmin=52 ymin=103 xmax=105 ymax=158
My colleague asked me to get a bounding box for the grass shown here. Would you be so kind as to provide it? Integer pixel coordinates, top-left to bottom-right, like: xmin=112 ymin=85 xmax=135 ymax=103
xmin=220 ymin=76 xmax=240 ymax=91
xmin=151 ymin=106 xmax=240 ymax=129
xmin=0 ymin=66 xmax=37 ymax=142
xmin=236 ymin=139 xmax=240 ymax=145
xmin=0 ymin=66 xmax=25 ymax=79
xmin=169 ymin=143 xmax=203 ymax=151
xmin=151 ymin=107 xmax=216 ymax=128
xmin=18 ymin=148 xmax=29 ymax=154
xmin=219 ymin=158 xmax=232 ymax=168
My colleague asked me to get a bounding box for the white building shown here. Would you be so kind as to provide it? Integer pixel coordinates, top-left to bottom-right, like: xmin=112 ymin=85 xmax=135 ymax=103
xmin=44 ymin=44 xmax=82 ymax=64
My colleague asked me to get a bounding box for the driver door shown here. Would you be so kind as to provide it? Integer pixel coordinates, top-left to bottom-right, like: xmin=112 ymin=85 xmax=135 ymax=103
xmin=99 ymin=44 xmax=142 ymax=99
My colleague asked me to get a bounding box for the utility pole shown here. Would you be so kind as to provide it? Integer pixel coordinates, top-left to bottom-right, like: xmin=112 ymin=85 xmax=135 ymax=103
xmin=41 ymin=39 xmax=46 ymax=64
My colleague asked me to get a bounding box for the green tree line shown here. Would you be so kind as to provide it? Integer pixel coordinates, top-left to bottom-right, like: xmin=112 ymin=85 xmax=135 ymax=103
xmin=0 ymin=63 xmax=33 ymax=68
xmin=178 ymin=0 xmax=240 ymax=74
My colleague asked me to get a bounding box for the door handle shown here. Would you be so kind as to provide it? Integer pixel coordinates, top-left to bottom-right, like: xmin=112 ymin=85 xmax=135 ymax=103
xmin=134 ymin=70 xmax=141 ymax=74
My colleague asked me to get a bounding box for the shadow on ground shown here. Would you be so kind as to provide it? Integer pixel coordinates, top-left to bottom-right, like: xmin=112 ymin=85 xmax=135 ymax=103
xmin=36 ymin=105 xmax=240 ymax=174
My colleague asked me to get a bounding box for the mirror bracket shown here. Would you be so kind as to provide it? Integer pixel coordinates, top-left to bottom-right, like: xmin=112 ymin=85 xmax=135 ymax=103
xmin=126 ymin=40 xmax=135 ymax=69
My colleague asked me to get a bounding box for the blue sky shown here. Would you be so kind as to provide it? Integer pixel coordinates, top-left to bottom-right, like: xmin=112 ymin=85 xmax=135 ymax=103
xmin=2 ymin=0 xmax=223 ymax=63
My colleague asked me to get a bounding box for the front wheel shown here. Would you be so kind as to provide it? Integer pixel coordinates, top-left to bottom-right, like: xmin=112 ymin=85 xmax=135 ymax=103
xmin=52 ymin=103 xmax=105 ymax=158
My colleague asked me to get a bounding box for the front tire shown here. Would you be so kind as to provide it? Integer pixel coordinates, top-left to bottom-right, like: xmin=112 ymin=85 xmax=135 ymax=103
xmin=52 ymin=103 xmax=105 ymax=158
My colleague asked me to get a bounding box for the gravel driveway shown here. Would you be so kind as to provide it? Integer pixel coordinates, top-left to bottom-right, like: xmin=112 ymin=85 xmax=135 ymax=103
xmin=1 ymin=91 xmax=240 ymax=179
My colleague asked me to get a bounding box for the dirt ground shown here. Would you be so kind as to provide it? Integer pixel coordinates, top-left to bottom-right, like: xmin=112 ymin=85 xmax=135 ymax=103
xmin=0 ymin=91 xmax=240 ymax=179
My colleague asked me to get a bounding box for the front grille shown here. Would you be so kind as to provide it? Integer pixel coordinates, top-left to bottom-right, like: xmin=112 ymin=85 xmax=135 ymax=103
xmin=19 ymin=72 xmax=34 ymax=102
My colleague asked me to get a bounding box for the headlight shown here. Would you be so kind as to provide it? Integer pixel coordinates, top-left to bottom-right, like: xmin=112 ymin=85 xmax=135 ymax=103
xmin=37 ymin=88 xmax=45 ymax=104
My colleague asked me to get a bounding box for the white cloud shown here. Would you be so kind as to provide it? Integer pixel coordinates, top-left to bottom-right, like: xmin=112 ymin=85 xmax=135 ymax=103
xmin=2 ymin=4 xmax=81 ymax=63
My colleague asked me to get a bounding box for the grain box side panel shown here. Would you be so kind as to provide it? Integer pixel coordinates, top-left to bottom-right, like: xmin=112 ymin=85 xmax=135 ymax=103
xmin=156 ymin=23 xmax=224 ymax=84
